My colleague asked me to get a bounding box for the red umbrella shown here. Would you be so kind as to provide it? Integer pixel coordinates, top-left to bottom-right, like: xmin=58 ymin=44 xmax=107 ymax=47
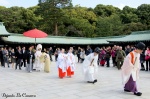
xmin=23 ymin=29 xmax=48 ymax=44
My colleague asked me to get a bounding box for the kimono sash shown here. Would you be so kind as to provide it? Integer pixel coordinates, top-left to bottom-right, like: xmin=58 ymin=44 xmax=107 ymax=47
xmin=130 ymin=52 xmax=134 ymax=64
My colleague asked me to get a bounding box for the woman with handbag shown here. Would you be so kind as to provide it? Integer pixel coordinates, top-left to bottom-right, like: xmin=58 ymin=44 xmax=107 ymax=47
xmin=145 ymin=46 xmax=150 ymax=71
xmin=82 ymin=47 xmax=100 ymax=84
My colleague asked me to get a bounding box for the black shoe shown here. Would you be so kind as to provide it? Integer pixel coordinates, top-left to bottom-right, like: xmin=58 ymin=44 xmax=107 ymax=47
xmin=87 ymin=81 xmax=95 ymax=84
xmin=87 ymin=81 xmax=93 ymax=83
xmin=19 ymin=68 xmax=22 ymax=70
xmin=124 ymin=89 xmax=130 ymax=92
xmin=94 ymin=79 xmax=97 ymax=82
xmin=134 ymin=92 xmax=142 ymax=96
xmin=87 ymin=79 xmax=97 ymax=84
xmin=93 ymin=79 xmax=97 ymax=84
xmin=140 ymin=69 xmax=145 ymax=71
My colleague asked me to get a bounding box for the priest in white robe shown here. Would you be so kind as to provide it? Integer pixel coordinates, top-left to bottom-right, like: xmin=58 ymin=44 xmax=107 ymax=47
xmin=121 ymin=42 xmax=145 ymax=96
xmin=82 ymin=47 xmax=100 ymax=84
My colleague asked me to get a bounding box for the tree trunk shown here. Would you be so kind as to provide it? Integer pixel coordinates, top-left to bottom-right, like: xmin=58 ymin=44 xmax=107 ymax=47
xmin=55 ymin=22 xmax=58 ymax=36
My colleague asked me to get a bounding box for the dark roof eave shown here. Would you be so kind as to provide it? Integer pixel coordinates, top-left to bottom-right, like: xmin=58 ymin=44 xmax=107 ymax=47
xmin=0 ymin=35 xmax=10 ymax=37
xmin=3 ymin=40 xmax=109 ymax=45
xmin=2 ymin=41 xmax=84 ymax=44
xmin=108 ymin=40 xmax=150 ymax=43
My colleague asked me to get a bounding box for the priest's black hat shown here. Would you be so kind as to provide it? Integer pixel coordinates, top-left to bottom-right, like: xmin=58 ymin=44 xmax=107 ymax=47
xmin=94 ymin=47 xmax=100 ymax=53
xmin=136 ymin=42 xmax=145 ymax=50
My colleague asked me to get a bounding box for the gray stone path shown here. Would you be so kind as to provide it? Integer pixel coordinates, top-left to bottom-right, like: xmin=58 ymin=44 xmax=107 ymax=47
xmin=0 ymin=57 xmax=150 ymax=99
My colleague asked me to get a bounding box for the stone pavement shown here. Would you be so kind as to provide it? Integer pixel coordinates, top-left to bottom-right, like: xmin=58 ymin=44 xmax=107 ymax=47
xmin=0 ymin=57 xmax=150 ymax=99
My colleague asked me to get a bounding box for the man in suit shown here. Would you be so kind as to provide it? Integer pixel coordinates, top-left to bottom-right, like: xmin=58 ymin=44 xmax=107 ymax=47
xmin=0 ymin=47 xmax=4 ymax=67
xmin=21 ymin=47 xmax=27 ymax=67
xmin=26 ymin=46 xmax=35 ymax=73
xmin=15 ymin=47 xmax=23 ymax=70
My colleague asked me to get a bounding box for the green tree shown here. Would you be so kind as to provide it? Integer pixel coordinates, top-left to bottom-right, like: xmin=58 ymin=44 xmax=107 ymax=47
xmin=61 ymin=6 xmax=97 ymax=37
xmin=95 ymin=14 xmax=123 ymax=36
xmin=120 ymin=6 xmax=138 ymax=24
xmin=1 ymin=3 xmax=150 ymax=38
xmin=122 ymin=22 xmax=147 ymax=35
xmin=136 ymin=4 xmax=150 ymax=25
xmin=94 ymin=4 xmax=121 ymax=17
xmin=38 ymin=0 xmax=72 ymax=35
xmin=0 ymin=6 xmax=40 ymax=33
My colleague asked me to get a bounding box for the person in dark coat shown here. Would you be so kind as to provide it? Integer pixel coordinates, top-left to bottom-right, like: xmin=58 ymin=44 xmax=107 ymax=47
xmin=49 ymin=47 xmax=53 ymax=61
xmin=15 ymin=47 xmax=23 ymax=70
xmin=77 ymin=47 xmax=81 ymax=62
xmin=140 ymin=50 xmax=145 ymax=71
xmin=116 ymin=47 xmax=126 ymax=70
xmin=0 ymin=47 xmax=4 ymax=67
xmin=3 ymin=47 xmax=9 ymax=68
xmin=21 ymin=47 xmax=27 ymax=67
xmin=86 ymin=46 xmax=92 ymax=56
xmin=125 ymin=45 xmax=131 ymax=55
xmin=105 ymin=47 xmax=111 ymax=67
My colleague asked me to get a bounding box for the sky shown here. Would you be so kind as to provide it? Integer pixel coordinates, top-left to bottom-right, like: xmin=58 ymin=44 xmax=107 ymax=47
xmin=0 ymin=0 xmax=150 ymax=9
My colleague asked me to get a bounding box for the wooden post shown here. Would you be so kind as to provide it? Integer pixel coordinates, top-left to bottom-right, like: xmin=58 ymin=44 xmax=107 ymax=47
xmin=35 ymin=38 xmax=36 ymax=46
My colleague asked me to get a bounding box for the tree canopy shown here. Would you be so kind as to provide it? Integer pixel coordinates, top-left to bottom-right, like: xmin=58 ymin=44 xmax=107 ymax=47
xmin=0 ymin=3 xmax=150 ymax=37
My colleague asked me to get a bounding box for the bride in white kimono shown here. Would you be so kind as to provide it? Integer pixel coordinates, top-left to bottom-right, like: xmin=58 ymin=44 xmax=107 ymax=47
xmin=82 ymin=47 xmax=100 ymax=84
xmin=34 ymin=44 xmax=43 ymax=71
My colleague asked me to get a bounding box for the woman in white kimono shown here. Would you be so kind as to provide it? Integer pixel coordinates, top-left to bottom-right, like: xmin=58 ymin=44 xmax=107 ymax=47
xmin=82 ymin=47 xmax=100 ymax=84
xmin=121 ymin=42 xmax=145 ymax=96
xmin=66 ymin=48 xmax=76 ymax=77
xmin=34 ymin=44 xmax=43 ymax=71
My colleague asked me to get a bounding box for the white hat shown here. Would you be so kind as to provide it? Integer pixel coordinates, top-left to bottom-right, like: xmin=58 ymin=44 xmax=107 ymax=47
xmin=36 ymin=44 xmax=42 ymax=51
